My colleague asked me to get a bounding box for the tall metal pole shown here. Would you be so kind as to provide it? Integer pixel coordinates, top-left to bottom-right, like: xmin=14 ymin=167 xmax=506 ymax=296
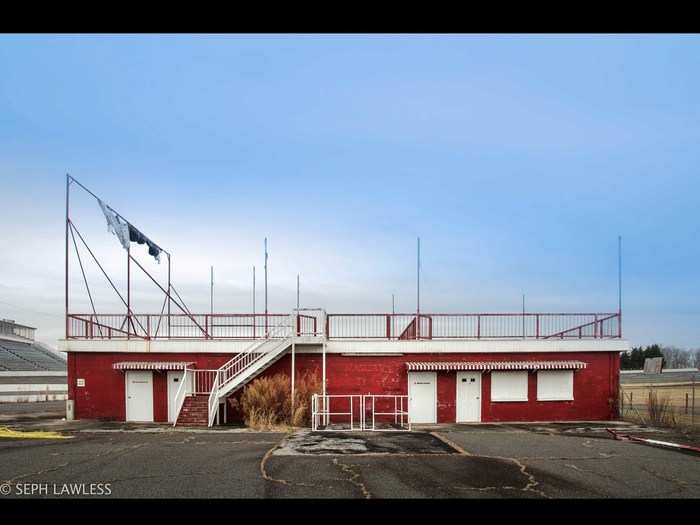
xmin=522 ymin=293 xmax=526 ymax=339
xmin=127 ymin=246 xmax=131 ymax=339
xmin=264 ymin=237 xmax=268 ymax=337
xmin=210 ymin=266 xmax=214 ymax=316
xmin=392 ymin=294 xmax=395 ymax=315
xmin=296 ymin=273 xmax=300 ymax=310
xmin=416 ymin=236 xmax=421 ymax=340
xmin=618 ymin=235 xmax=622 ymax=338
xmin=65 ymin=174 xmax=70 ymax=339
xmin=167 ymin=253 xmax=171 ymax=338
xmin=252 ymin=265 xmax=256 ymax=339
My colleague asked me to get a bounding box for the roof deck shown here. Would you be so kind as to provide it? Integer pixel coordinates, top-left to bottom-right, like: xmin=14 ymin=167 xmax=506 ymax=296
xmin=66 ymin=311 xmax=621 ymax=341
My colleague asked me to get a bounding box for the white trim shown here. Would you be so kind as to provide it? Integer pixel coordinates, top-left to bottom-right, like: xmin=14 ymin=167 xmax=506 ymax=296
xmin=60 ymin=338 xmax=630 ymax=354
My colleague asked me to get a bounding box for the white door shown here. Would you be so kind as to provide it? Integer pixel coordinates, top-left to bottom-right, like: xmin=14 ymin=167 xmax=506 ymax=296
xmin=167 ymin=370 xmax=192 ymax=423
xmin=125 ymin=371 xmax=154 ymax=422
xmin=456 ymin=372 xmax=481 ymax=423
xmin=408 ymin=372 xmax=437 ymax=424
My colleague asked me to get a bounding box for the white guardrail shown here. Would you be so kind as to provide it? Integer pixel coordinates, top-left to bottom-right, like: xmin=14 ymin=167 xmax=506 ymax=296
xmin=312 ymin=394 xmax=410 ymax=432
xmin=172 ymin=366 xmax=190 ymax=427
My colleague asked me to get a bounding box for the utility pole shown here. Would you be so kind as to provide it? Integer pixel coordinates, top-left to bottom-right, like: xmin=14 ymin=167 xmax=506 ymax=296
xmin=297 ymin=273 xmax=300 ymax=310
xmin=210 ymin=266 xmax=214 ymax=316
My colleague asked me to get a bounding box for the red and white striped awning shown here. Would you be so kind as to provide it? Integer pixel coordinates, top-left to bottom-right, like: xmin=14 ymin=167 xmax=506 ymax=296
xmin=406 ymin=361 xmax=587 ymax=371
xmin=113 ymin=361 xmax=194 ymax=371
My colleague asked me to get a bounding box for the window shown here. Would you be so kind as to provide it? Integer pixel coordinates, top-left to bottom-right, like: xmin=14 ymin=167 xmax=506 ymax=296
xmin=491 ymin=371 xmax=528 ymax=402
xmin=537 ymin=370 xmax=574 ymax=401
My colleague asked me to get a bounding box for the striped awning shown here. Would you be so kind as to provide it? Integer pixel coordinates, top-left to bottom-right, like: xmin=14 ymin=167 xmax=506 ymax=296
xmin=113 ymin=361 xmax=194 ymax=371
xmin=406 ymin=361 xmax=587 ymax=371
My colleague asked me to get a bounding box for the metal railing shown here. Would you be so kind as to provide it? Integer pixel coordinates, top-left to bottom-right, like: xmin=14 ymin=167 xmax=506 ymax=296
xmin=171 ymin=367 xmax=190 ymax=427
xmin=67 ymin=313 xmax=294 ymax=340
xmin=325 ymin=312 xmax=621 ymax=340
xmin=191 ymin=369 xmax=217 ymax=395
xmin=311 ymin=394 xmax=411 ymax=431
xmin=67 ymin=311 xmax=621 ymax=340
xmin=208 ymin=373 xmax=220 ymax=428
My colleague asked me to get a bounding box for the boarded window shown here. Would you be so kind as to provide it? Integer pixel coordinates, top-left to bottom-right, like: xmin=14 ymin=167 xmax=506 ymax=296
xmin=490 ymin=371 xmax=528 ymax=402
xmin=537 ymin=370 xmax=574 ymax=401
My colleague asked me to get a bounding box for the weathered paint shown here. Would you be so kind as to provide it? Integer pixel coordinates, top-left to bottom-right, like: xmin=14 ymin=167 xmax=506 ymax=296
xmin=67 ymin=350 xmax=620 ymax=423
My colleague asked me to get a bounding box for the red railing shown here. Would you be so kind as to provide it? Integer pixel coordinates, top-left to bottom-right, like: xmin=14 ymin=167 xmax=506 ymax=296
xmin=67 ymin=312 xmax=621 ymax=340
xmin=325 ymin=313 xmax=621 ymax=340
xmin=67 ymin=313 xmax=294 ymax=340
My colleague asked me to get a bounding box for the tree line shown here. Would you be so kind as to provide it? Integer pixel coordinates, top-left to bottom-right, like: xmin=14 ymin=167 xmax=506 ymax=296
xmin=620 ymin=344 xmax=700 ymax=370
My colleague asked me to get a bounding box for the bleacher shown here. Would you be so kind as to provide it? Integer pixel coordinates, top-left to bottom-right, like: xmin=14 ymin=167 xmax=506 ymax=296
xmin=0 ymin=339 xmax=66 ymax=372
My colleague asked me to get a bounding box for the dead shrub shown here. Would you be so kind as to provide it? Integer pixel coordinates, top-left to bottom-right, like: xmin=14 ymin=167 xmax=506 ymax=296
xmin=236 ymin=371 xmax=321 ymax=430
xmin=647 ymin=390 xmax=677 ymax=427
xmin=291 ymin=371 xmax=322 ymax=427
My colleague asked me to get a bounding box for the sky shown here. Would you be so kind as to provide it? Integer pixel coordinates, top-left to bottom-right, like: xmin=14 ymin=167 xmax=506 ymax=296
xmin=0 ymin=34 xmax=698 ymax=349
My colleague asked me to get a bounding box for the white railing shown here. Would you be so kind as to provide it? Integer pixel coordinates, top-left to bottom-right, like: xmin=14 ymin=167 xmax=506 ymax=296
xmin=216 ymin=317 xmax=293 ymax=392
xmin=311 ymin=394 xmax=411 ymax=432
xmin=208 ymin=372 xmax=220 ymax=427
xmin=171 ymin=367 xmax=191 ymax=427
xmin=191 ymin=369 xmax=217 ymax=394
xmin=205 ymin=315 xmax=294 ymax=426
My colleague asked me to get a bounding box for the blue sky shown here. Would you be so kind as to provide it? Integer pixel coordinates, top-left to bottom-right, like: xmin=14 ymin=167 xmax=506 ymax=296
xmin=0 ymin=34 xmax=698 ymax=348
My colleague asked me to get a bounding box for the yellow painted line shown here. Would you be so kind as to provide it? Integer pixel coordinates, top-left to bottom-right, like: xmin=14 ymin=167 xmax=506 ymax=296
xmin=0 ymin=426 xmax=70 ymax=440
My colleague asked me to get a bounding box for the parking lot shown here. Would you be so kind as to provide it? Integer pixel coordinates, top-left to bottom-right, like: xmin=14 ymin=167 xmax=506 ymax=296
xmin=1 ymin=408 xmax=699 ymax=498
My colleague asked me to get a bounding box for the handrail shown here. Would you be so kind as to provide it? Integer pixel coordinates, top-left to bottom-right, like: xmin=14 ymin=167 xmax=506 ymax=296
xmin=171 ymin=366 xmax=190 ymax=427
xmin=542 ymin=313 xmax=619 ymax=339
xmin=67 ymin=311 xmax=621 ymax=340
xmin=204 ymin=315 xmax=294 ymax=426
xmin=207 ymin=373 xmax=220 ymax=427
xmin=216 ymin=316 xmax=293 ymax=390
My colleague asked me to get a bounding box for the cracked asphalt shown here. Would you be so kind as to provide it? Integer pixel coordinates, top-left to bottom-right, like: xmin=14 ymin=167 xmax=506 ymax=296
xmin=0 ymin=422 xmax=699 ymax=498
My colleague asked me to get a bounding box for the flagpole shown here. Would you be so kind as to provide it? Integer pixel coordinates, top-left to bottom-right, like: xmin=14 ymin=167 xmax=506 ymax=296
xmin=416 ymin=236 xmax=420 ymax=340
xmin=618 ymin=235 xmax=622 ymax=338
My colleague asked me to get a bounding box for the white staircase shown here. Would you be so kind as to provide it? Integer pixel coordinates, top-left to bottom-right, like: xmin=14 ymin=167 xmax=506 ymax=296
xmin=207 ymin=320 xmax=294 ymax=426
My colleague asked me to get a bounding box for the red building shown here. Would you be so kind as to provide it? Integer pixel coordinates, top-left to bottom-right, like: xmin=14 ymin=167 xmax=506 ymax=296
xmin=61 ymin=311 xmax=626 ymax=427
xmin=60 ymin=177 xmax=627 ymax=429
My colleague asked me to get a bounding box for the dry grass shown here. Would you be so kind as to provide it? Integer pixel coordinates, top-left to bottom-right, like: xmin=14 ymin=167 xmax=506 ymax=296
xmin=620 ymin=384 xmax=698 ymax=428
xmin=232 ymin=371 xmax=321 ymax=430
xmin=647 ymin=390 xmax=677 ymax=427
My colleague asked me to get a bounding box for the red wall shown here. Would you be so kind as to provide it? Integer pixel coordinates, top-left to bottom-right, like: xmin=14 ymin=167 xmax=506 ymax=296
xmin=67 ymin=350 xmax=620 ymax=423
